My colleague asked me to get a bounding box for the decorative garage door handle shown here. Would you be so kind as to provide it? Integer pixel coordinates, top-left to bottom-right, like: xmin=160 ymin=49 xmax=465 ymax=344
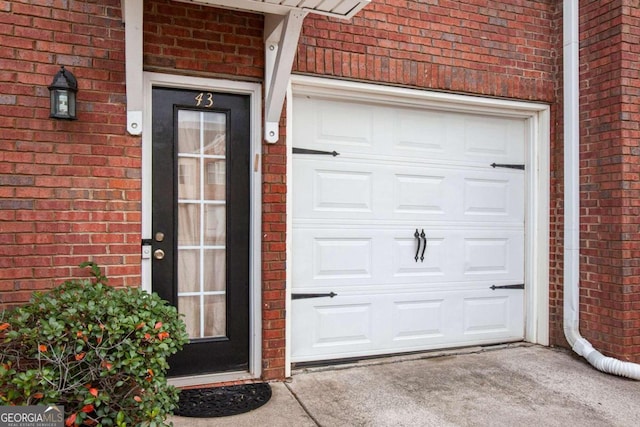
xmin=414 ymin=229 xmax=427 ymax=263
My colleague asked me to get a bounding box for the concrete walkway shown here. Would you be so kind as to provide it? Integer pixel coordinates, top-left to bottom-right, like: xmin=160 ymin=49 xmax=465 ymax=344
xmin=170 ymin=344 xmax=640 ymax=426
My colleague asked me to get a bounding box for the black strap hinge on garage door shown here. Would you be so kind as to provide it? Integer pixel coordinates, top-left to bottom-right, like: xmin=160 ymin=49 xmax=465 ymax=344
xmin=490 ymin=284 xmax=525 ymax=290
xmin=292 ymin=292 xmax=338 ymax=300
xmin=490 ymin=163 xmax=525 ymax=170
xmin=293 ymin=147 xmax=340 ymax=157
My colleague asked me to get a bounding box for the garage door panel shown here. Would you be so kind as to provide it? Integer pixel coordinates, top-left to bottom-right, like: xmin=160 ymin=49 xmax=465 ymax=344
xmin=293 ymin=159 xmax=377 ymax=220
xmin=293 ymin=228 xmax=523 ymax=289
xmin=391 ymin=109 xmax=525 ymax=164
xmin=296 ymin=96 xmax=377 ymax=152
xmin=293 ymin=228 xmax=384 ymax=289
xmin=463 ymin=230 xmax=523 ymax=277
xmin=313 ymin=238 xmax=373 ymax=280
xmin=463 ymin=296 xmax=512 ymax=335
xmin=391 ymin=298 xmax=445 ymax=340
xmin=294 ymin=160 xmax=524 ymax=223
xmin=313 ymin=169 xmax=373 ymax=213
xmin=390 ymin=167 xmax=524 ymax=222
xmin=393 ymin=108 xmax=449 ymax=154
xmin=313 ymin=303 xmax=373 ymax=347
xmin=294 ymin=228 xmax=449 ymax=288
xmin=294 ymin=95 xmax=525 ymax=165
xmin=463 ymin=237 xmax=510 ymax=275
xmin=393 ymin=235 xmax=446 ymax=278
xmin=463 ymin=177 xmax=511 ymax=217
xmin=291 ymin=289 xmax=523 ymax=362
xmin=393 ymin=173 xmax=447 ymax=215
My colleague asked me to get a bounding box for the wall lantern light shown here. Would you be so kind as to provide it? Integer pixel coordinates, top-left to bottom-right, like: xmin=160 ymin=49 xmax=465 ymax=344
xmin=48 ymin=66 xmax=77 ymax=120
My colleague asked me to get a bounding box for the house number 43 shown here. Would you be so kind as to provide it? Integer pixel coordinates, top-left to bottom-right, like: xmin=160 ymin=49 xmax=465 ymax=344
xmin=195 ymin=92 xmax=214 ymax=107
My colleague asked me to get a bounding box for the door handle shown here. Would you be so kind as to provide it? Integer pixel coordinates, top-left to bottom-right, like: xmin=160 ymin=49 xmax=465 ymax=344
xmin=154 ymin=249 xmax=165 ymax=260
xmin=420 ymin=229 xmax=427 ymax=262
xmin=414 ymin=229 xmax=421 ymax=262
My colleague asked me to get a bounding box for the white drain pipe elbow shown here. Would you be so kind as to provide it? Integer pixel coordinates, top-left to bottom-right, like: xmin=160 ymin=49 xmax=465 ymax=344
xmin=563 ymin=0 xmax=640 ymax=380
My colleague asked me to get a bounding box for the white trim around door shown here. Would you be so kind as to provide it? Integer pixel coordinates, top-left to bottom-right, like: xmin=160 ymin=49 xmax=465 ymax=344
xmin=141 ymin=72 xmax=263 ymax=386
xmin=285 ymin=75 xmax=550 ymax=372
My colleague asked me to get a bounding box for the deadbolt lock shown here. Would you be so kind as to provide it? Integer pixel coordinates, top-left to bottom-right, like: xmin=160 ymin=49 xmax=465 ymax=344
xmin=153 ymin=249 xmax=165 ymax=260
xmin=155 ymin=232 xmax=165 ymax=242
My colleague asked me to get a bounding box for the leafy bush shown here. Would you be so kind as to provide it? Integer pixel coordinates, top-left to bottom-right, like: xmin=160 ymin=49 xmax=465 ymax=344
xmin=0 ymin=262 xmax=189 ymax=426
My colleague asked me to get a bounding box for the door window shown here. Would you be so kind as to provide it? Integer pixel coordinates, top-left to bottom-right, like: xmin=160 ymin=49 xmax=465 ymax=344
xmin=177 ymin=110 xmax=227 ymax=339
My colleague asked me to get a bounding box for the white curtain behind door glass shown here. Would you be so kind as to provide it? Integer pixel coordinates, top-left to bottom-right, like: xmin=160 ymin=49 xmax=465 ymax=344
xmin=177 ymin=110 xmax=227 ymax=339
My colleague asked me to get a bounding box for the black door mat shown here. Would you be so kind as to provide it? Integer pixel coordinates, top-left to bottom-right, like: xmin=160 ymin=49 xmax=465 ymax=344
xmin=174 ymin=383 xmax=272 ymax=418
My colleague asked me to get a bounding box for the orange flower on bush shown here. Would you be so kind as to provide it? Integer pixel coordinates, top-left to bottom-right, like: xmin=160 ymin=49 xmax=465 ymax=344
xmin=65 ymin=413 xmax=76 ymax=427
xmin=81 ymin=404 xmax=94 ymax=413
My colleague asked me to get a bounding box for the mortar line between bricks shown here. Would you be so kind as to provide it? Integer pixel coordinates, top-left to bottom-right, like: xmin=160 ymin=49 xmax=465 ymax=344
xmin=284 ymin=381 xmax=322 ymax=427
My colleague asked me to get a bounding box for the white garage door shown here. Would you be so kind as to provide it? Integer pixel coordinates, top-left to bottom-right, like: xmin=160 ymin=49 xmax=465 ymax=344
xmin=291 ymin=93 xmax=526 ymax=363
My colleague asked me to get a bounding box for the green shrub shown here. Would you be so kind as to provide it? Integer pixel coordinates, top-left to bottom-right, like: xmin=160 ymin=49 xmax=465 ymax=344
xmin=0 ymin=262 xmax=189 ymax=426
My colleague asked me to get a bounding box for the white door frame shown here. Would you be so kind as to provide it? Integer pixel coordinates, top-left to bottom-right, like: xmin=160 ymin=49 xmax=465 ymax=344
xmin=141 ymin=72 xmax=263 ymax=386
xmin=285 ymin=75 xmax=550 ymax=375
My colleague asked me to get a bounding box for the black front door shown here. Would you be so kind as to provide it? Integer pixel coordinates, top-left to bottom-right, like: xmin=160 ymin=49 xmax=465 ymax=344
xmin=151 ymin=87 xmax=250 ymax=376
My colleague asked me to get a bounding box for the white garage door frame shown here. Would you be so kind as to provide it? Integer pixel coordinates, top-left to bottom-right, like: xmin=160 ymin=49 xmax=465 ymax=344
xmin=285 ymin=75 xmax=550 ymax=375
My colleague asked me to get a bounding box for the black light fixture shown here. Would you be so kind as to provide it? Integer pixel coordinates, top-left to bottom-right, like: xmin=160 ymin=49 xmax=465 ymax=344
xmin=48 ymin=66 xmax=77 ymax=120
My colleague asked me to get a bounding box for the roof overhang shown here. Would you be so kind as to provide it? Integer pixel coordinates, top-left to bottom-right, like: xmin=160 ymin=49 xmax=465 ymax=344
xmin=173 ymin=0 xmax=370 ymax=20
xmin=122 ymin=0 xmax=370 ymax=141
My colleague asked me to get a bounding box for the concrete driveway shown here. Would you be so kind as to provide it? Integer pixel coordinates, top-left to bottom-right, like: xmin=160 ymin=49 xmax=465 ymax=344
xmin=170 ymin=344 xmax=640 ymax=426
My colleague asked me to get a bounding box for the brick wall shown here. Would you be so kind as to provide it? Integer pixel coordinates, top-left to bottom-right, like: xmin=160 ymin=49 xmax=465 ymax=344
xmin=575 ymin=0 xmax=640 ymax=362
xmin=260 ymin=115 xmax=287 ymax=380
xmin=143 ymin=0 xmax=263 ymax=80
xmin=0 ymin=0 xmax=138 ymax=309
xmin=295 ymin=0 xmax=558 ymax=102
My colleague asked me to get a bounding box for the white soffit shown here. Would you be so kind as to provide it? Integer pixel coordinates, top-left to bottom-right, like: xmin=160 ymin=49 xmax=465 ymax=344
xmin=174 ymin=0 xmax=371 ymax=20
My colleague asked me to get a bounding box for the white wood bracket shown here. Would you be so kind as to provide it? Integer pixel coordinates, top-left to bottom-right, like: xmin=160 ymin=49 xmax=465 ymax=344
xmin=122 ymin=0 xmax=143 ymax=135
xmin=264 ymin=11 xmax=307 ymax=143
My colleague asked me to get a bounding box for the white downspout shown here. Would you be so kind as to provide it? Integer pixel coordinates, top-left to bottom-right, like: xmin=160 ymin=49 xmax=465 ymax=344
xmin=563 ymin=0 xmax=640 ymax=380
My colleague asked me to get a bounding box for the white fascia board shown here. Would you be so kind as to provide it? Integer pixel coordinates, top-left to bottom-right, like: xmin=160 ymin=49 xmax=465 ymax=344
xmin=174 ymin=0 xmax=370 ymax=20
